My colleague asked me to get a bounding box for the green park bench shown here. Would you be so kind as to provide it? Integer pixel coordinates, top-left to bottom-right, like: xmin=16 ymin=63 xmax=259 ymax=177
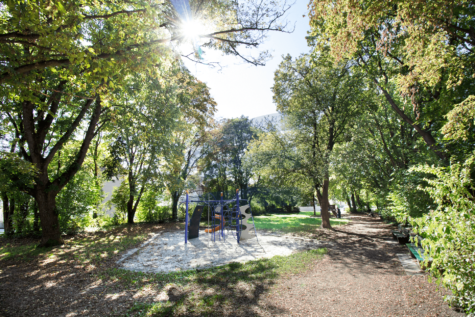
xmin=392 ymin=224 xmax=412 ymax=244
xmin=406 ymin=235 xmax=433 ymax=269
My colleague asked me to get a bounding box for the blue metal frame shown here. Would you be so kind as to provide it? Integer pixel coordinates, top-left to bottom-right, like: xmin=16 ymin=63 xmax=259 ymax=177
xmin=183 ymin=189 xmax=249 ymax=244
xmin=185 ymin=192 xmax=189 ymax=244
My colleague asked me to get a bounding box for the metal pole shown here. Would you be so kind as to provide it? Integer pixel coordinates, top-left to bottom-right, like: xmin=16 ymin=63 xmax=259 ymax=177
xmin=236 ymin=189 xmax=240 ymax=244
xmin=185 ymin=191 xmax=189 ymax=244
xmin=220 ymin=192 xmax=224 ymax=240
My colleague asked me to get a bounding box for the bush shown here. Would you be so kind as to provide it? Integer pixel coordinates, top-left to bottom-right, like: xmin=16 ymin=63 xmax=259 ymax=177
xmin=387 ymin=170 xmax=435 ymax=222
xmin=56 ymin=169 xmax=102 ymax=233
xmin=136 ymin=205 xmax=172 ymax=223
xmin=106 ymin=180 xmax=129 ymax=222
xmin=410 ymin=157 xmax=475 ymax=314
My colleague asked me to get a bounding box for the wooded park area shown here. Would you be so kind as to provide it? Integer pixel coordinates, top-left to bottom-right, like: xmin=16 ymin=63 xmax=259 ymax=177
xmin=1 ymin=0 xmax=474 ymax=315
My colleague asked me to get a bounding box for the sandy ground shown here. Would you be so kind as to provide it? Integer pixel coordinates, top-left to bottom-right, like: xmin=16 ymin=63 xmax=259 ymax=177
xmin=119 ymin=230 xmax=331 ymax=273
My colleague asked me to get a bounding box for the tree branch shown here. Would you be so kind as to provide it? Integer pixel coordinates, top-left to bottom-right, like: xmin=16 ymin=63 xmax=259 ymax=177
xmin=51 ymin=96 xmax=102 ymax=193
xmin=44 ymin=98 xmax=95 ymax=166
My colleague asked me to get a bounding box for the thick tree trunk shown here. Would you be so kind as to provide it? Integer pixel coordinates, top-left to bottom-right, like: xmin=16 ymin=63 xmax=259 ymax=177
xmin=36 ymin=190 xmax=63 ymax=247
xmin=171 ymin=191 xmax=179 ymax=221
xmin=33 ymin=201 xmax=40 ymax=234
xmin=351 ymin=193 xmax=357 ymax=213
xmin=127 ymin=194 xmax=135 ymax=224
xmin=316 ymin=179 xmax=332 ymax=229
xmin=127 ymin=173 xmax=136 ymax=224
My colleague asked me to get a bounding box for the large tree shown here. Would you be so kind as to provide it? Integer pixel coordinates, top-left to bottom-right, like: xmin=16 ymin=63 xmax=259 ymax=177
xmin=272 ymin=54 xmax=365 ymax=228
xmin=0 ymin=0 xmax=290 ymax=246
xmin=161 ymin=72 xmax=216 ymax=220
xmin=309 ymin=0 xmax=475 ymax=162
xmin=103 ymin=69 xmax=184 ymax=224
xmin=201 ymin=117 xmax=257 ymax=197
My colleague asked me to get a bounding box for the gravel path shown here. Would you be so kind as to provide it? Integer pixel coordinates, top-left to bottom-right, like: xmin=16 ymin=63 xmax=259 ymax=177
xmin=258 ymin=214 xmax=464 ymax=316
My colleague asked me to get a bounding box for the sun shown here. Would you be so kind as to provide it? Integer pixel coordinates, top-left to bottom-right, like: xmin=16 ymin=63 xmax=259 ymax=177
xmin=181 ymin=19 xmax=208 ymax=41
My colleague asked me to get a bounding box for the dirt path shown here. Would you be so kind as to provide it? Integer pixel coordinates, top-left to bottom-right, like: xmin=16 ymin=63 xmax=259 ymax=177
xmin=259 ymin=214 xmax=463 ymax=316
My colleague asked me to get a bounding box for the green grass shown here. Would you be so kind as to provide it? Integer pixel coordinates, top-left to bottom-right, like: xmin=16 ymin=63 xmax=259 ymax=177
xmin=118 ymin=248 xmax=327 ymax=316
xmin=0 ymin=228 xmax=152 ymax=264
xmin=253 ymin=211 xmax=349 ymax=233
xmin=178 ymin=211 xmax=349 ymax=233
xmin=0 ymin=243 xmax=53 ymax=262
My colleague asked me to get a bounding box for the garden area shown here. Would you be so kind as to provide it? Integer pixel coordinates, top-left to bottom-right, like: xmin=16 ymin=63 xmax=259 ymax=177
xmin=1 ymin=0 xmax=475 ymax=315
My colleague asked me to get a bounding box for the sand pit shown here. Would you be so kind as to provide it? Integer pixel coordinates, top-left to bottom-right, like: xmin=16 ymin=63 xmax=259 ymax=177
xmin=118 ymin=230 xmax=329 ymax=273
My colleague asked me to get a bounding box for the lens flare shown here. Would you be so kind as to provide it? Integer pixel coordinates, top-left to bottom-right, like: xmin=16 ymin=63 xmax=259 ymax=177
xmin=181 ymin=19 xmax=207 ymax=40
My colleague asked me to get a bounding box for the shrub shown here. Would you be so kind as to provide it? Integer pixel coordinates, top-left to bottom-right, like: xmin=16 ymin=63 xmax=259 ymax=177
xmin=107 ymin=180 xmax=129 ymax=222
xmin=56 ymin=168 xmax=102 ymax=233
xmin=410 ymin=157 xmax=475 ymax=314
xmin=387 ymin=170 xmax=435 ymax=222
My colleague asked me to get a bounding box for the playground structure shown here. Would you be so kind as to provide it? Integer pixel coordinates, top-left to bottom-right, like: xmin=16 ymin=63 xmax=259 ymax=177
xmin=183 ymin=189 xmax=258 ymax=244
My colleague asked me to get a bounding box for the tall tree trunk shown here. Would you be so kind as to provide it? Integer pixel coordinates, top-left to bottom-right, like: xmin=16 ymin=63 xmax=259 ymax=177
xmin=127 ymin=194 xmax=135 ymax=224
xmin=35 ymin=190 xmax=62 ymax=246
xmin=346 ymin=197 xmax=351 ymax=213
xmin=2 ymin=193 xmax=14 ymax=235
xmin=316 ymin=179 xmax=332 ymax=229
xmin=313 ymin=191 xmax=317 ymax=216
xmin=351 ymin=193 xmax=357 ymax=213
xmin=356 ymin=193 xmax=362 ymax=210
xmin=171 ymin=191 xmax=179 ymax=221
xmin=127 ymin=172 xmax=136 ymax=224
xmin=92 ymin=136 xmax=101 ymax=219
xmin=33 ymin=201 xmax=40 ymax=234
xmin=17 ymin=198 xmax=29 ymax=234
xmin=20 ymin=96 xmax=102 ymax=246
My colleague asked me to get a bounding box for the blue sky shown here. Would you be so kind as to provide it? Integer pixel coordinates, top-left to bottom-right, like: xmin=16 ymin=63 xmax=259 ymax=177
xmin=183 ymin=0 xmax=312 ymax=119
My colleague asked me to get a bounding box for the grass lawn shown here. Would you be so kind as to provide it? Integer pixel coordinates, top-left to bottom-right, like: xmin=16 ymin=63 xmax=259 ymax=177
xmin=178 ymin=211 xmax=349 ymax=234
xmin=253 ymin=211 xmax=349 ymax=233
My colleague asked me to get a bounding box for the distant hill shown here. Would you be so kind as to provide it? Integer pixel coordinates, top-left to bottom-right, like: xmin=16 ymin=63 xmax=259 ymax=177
xmin=251 ymin=113 xmax=284 ymax=130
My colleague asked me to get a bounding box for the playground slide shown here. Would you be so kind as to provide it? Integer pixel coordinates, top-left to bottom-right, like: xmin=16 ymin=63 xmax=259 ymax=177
xmin=205 ymin=215 xmax=225 ymax=233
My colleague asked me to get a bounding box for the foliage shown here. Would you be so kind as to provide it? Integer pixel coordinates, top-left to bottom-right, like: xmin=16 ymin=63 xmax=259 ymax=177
xmin=308 ymin=0 xmax=475 ymax=99
xmin=252 ymin=53 xmax=365 ymax=226
xmin=107 ymin=180 xmax=130 ymax=224
xmin=160 ymin=71 xmax=216 ymax=218
xmin=0 ymin=152 xmax=37 ymax=193
xmin=0 ymin=0 xmax=290 ymax=245
xmin=308 ymin=0 xmax=475 ymax=162
xmin=409 ymin=157 xmax=475 ymax=313
xmin=386 ymin=171 xmax=435 ymax=221
xmin=135 ymin=190 xmax=173 ymax=223
xmin=104 ymin=68 xmax=184 ymax=223
xmin=201 ymin=117 xmax=257 ymax=195
xmin=56 ymin=168 xmax=102 ymax=233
